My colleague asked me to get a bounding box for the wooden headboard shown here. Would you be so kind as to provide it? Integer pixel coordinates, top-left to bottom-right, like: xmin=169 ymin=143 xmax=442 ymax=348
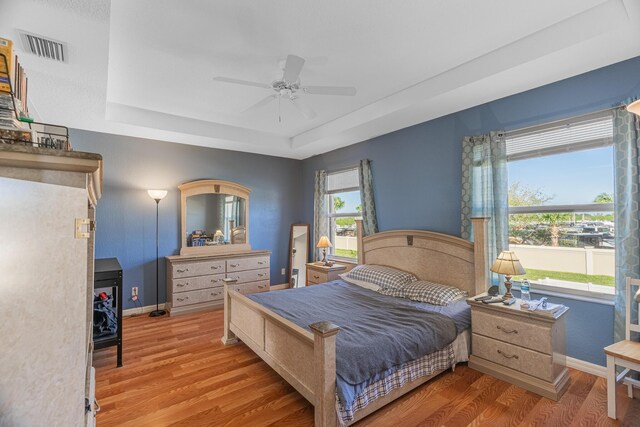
xmin=355 ymin=218 xmax=489 ymax=297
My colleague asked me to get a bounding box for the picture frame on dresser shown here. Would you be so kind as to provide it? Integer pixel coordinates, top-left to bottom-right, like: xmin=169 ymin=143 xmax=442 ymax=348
xmin=165 ymin=179 xmax=271 ymax=316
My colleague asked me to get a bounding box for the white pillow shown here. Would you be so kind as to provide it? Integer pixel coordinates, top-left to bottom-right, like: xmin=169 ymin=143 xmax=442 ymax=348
xmin=339 ymin=272 xmax=380 ymax=292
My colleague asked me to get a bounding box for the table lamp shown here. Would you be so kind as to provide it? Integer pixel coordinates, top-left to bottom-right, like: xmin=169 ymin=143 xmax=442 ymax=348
xmin=316 ymin=236 xmax=332 ymax=265
xmin=214 ymin=229 xmax=224 ymax=244
xmin=490 ymin=251 xmax=526 ymax=300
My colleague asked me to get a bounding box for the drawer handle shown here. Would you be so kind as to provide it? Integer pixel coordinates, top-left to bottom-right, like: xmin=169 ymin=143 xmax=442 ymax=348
xmin=211 ymin=291 xmax=221 ymax=296
xmin=176 ymin=282 xmax=188 ymax=288
xmin=230 ymin=263 xmax=239 ymax=268
xmin=313 ymin=275 xmax=320 ymax=279
xmin=177 ymin=268 xmax=189 ymax=273
xmin=496 ymin=325 xmax=519 ymax=334
xmin=497 ymin=349 xmax=519 ymax=360
xmin=258 ymin=261 xmax=266 ymax=265
xmin=211 ymin=278 xmax=221 ymax=283
xmin=177 ymin=296 xmax=189 ymax=302
xmin=211 ymin=265 xmax=221 ymax=270
xmin=258 ymin=285 xmax=266 ymax=289
xmin=258 ymin=273 xmax=266 ymax=277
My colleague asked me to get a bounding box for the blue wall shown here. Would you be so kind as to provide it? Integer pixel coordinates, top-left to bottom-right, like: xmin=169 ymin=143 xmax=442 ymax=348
xmin=72 ymin=130 xmax=302 ymax=310
xmin=301 ymin=56 xmax=640 ymax=365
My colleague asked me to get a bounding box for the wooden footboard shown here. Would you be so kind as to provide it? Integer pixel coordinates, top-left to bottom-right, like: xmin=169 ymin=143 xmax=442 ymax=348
xmin=221 ymin=282 xmax=340 ymax=427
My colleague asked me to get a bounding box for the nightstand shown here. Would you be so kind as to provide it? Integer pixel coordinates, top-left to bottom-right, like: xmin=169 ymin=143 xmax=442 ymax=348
xmin=305 ymin=262 xmax=346 ymax=286
xmin=467 ymin=294 xmax=570 ymax=401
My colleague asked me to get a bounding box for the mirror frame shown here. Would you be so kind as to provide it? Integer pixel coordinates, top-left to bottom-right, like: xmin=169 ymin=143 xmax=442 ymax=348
xmin=179 ymin=179 xmax=251 ymax=256
xmin=288 ymin=223 xmax=310 ymax=287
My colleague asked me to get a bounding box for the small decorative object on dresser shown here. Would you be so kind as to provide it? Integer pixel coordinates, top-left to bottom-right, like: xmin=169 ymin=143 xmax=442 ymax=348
xmin=306 ymin=262 xmax=346 ymax=286
xmin=490 ymin=251 xmax=526 ymax=300
xmin=166 ymin=179 xmax=271 ymax=316
xmin=468 ymin=293 xmax=570 ymax=400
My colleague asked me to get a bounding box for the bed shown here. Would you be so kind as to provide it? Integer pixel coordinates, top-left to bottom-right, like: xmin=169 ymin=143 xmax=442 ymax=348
xmin=221 ymin=217 xmax=489 ymax=426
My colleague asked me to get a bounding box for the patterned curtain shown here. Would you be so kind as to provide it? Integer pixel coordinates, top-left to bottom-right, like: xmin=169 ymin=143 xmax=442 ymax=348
xmin=313 ymin=170 xmax=329 ymax=262
xmin=460 ymin=131 xmax=509 ymax=290
xmin=358 ymin=159 xmax=379 ymax=236
xmin=613 ymin=108 xmax=640 ymax=342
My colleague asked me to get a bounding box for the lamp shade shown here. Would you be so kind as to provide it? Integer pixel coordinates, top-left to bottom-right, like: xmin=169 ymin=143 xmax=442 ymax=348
xmin=490 ymin=251 xmax=526 ymax=276
xmin=147 ymin=189 xmax=168 ymax=201
xmin=316 ymin=235 xmax=332 ymax=248
xmin=214 ymin=230 xmax=224 ymax=238
xmin=628 ymin=99 xmax=640 ymax=116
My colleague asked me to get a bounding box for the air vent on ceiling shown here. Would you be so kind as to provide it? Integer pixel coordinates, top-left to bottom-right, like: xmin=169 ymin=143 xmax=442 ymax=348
xmin=17 ymin=31 xmax=68 ymax=63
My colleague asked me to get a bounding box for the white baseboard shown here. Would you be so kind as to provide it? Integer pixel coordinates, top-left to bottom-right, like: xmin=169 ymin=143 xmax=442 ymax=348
xmin=566 ymin=356 xmax=606 ymax=378
xmin=123 ymin=303 xmax=166 ymax=317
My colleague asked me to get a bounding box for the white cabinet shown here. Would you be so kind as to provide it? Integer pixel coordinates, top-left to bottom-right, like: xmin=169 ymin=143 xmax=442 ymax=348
xmin=0 ymin=146 xmax=101 ymax=426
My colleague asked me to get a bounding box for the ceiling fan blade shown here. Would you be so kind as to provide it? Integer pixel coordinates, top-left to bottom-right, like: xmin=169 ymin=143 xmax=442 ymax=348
xmin=244 ymin=94 xmax=277 ymax=113
xmin=303 ymin=86 xmax=357 ymax=96
xmin=213 ymin=76 xmax=271 ymax=89
xmin=290 ymin=97 xmax=317 ymax=119
xmin=282 ymin=55 xmax=305 ymax=83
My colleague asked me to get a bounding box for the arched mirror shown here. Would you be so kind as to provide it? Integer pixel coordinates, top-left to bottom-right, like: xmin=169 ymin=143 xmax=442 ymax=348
xmin=179 ymin=180 xmax=251 ymax=255
xmin=289 ymin=224 xmax=310 ymax=287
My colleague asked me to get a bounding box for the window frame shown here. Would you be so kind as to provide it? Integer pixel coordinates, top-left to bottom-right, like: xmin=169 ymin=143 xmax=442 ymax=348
xmin=505 ymin=111 xmax=616 ymax=299
xmin=325 ymin=166 xmax=361 ymax=262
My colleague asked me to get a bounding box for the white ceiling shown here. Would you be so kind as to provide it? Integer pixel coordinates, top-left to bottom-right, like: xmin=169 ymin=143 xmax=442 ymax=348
xmin=1 ymin=0 xmax=639 ymax=159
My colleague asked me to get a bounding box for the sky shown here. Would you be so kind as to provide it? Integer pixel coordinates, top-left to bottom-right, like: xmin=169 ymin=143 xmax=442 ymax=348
xmin=507 ymin=146 xmax=614 ymax=205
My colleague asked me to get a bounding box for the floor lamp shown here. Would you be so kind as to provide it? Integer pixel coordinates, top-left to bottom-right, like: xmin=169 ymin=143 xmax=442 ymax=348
xmin=147 ymin=189 xmax=168 ymax=317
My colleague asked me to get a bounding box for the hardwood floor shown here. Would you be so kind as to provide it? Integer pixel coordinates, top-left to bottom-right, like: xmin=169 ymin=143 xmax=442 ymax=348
xmin=94 ymin=309 xmax=640 ymax=426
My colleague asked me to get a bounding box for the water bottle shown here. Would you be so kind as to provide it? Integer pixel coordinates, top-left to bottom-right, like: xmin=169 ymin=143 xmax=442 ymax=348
xmin=521 ymin=278 xmax=531 ymax=302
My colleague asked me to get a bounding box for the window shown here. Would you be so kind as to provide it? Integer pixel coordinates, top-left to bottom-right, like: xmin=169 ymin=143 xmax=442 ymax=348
xmin=326 ymin=167 xmax=361 ymax=260
xmin=506 ymin=111 xmax=615 ymax=296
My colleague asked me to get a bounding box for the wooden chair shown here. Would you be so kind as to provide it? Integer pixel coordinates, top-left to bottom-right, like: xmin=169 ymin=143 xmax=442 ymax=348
xmin=605 ymin=277 xmax=640 ymax=419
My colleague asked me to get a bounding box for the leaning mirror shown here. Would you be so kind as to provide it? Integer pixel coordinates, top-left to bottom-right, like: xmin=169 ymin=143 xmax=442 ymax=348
xmin=179 ymin=180 xmax=251 ymax=255
xmin=289 ymin=224 xmax=310 ymax=288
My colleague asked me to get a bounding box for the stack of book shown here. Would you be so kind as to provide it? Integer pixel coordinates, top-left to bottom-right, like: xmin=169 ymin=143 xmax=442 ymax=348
xmin=520 ymin=299 xmax=566 ymax=317
xmin=0 ymin=37 xmax=30 ymax=130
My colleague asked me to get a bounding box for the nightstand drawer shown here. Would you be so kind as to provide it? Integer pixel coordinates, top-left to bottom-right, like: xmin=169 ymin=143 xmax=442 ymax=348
xmin=172 ymin=260 xmax=225 ymax=278
xmin=173 ymin=273 xmax=225 ymax=293
xmin=308 ymin=270 xmax=328 ymax=285
xmin=473 ymin=333 xmax=553 ymax=382
xmin=472 ymin=309 xmax=552 ymax=354
xmin=232 ymin=280 xmax=270 ymax=295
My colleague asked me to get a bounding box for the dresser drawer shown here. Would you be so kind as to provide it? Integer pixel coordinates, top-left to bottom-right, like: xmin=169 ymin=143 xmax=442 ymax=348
xmin=472 ymin=309 xmax=552 ymax=354
xmin=226 ymin=268 xmax=270 ymax=284
xmin=227 ymin=256 xmax=270 ymax=273
xmin=172 ymin=287 xmax=224 ymax=307
xmin=172 ymin=260 xmax=225 ymax=278
xmin=473 ymin=333 xmax=553 ymax=382
xmin=232 ymin=280 xmax=270 ymax=295
xmin=173 ymin=273 xmax=225 ymax=293
xmin=307 ymin=270 xmax=328 ymax=285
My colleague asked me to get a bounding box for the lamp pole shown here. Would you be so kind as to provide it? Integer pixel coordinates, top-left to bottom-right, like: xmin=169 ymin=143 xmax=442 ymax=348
xmin=147 ymin=190 xmax=167 ymax=317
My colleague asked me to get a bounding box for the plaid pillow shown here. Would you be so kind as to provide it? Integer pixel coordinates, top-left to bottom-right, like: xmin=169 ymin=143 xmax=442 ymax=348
xmin=345 ymin=265 xmax=417 ymax=292
xmin=401 ymin=280 xmax=468 ymax=306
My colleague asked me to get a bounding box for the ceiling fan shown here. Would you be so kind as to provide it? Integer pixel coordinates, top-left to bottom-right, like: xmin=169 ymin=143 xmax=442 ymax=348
xmin=214 ymin=54 xmax=357 ymax=122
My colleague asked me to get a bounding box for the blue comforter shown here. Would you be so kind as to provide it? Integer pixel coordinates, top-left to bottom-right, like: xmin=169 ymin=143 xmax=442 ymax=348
xmin=247 ymin=280 xmax=468 ymax=409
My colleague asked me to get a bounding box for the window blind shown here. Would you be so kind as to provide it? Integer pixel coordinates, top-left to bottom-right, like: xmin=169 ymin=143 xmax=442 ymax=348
xmin=326 ymin=167 xmax=359 ymax=194
xmin=505 ymin=112 xmax=613 ymax=161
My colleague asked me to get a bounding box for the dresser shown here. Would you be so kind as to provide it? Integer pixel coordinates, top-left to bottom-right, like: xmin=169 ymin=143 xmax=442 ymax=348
xmin=468 ymin=294 xmax=569 ymax=400
xmin=0 ymin=145 xmax=101 ymax=426
xmin=306 ymin=262 xmax=346 ymax=286
xmin=166 ymin=250 xmax=271 ymax=315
